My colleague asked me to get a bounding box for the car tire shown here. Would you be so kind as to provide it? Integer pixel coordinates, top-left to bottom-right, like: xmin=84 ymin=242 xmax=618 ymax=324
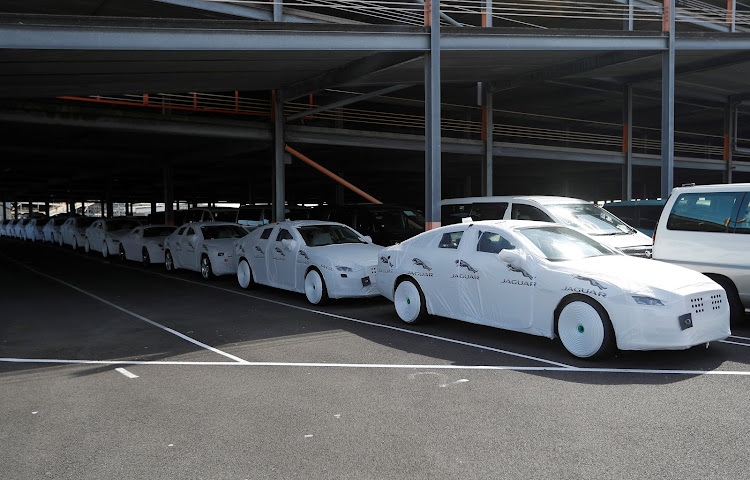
xmin=165 ymin=251 xmax=175 ymax=273
xmin=394 ymin=278 xmax=427 ymax=324
xmin=58 ymin=236 xmax=63 ymax=247
xmin=707 ymin=275 xmax=745 ymax=326
xmin=304 ymin=269 xmax=329 ymax=305
xmin=142 ymin=248 xmax=150 ymax=267
xmin=200 ymin=255 xmax=213 ymax=280
xmin=84 ymin=239 xmax=91 ymax=253
xmin=556 ymin=296 xmax=616 ymax=359
xmin=102 ymin=242 xmax=109 ymax=258
xmin=119 ymin=245 xmax=126 ymax=262
xmin=237 ymin=259 xmax=255 ymax=290
xmin=72 ymin=238 xmax=78 ymax=250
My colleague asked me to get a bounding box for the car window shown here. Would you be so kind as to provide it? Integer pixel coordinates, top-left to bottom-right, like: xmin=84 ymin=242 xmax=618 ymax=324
xmin=511 ymin=204 xmax=554 ymax=222
xmin=177 ymin=226 xmax=187 ymax=235
xmin=438 ymin=231 xmax=464 ymax=249
xmin=144 ymin=226 xmax=177 ymax=237
xmin=476 ymin=231 xmax=515 ymax=254
xmin=441 ymin=204 xmax=472 ymax=225
xmin=667 ymin=192 xmax=744 ymax=233
xmin=520 ymin=226 xmax=614 ymax=261
xmin=276 ymin=229 xmax=294 ymax=242
xmin=470 ymin=202 xmax=508 ymax=221
xmin=186 ymin=227 xmax=196 ymax=236
xmin=212 ymin=210 xmax=238 ymax=222
xmin=260 ymin=227 xmax=273 ymax=240
xmin=546 ymin=203 xmax=631 ymax=235
xmin=297 ymin=225 xmax=366 ymax=246
xmin=201 ymin=225 xmax=248 ymax=239
xmin=733 ymin=194 xmax=750 ymax=234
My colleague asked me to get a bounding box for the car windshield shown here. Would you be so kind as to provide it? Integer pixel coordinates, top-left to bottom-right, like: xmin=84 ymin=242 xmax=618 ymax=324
xmin=201 ymin=225 xmax=248 ymax=239
xmin=107 ymin=219 xmax=140 ymax=231
xmin=546 ymin=203 xmax=633 ymax=235
xmin=144 ymin=226 xmax=177 ymax=238
xmin=212 ymin=211 xmax=238 ymax=222
xmin=519 ymin=226 xmax=615 ymax=261
xmin=370 ymin=208 xmax=425 ymax=231
xmin=297 ymin=224 xmax=366 ymax=246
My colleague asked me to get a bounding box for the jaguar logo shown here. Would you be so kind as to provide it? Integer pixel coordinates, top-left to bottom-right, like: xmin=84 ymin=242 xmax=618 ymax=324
xmin=380 ymin=255 xmax=394 ymax=267
xmin=412 ymin=258 xmax=432 ymax=271
xmin=573 ymin=274 xmax=607 ymax=291
xmin=507 ymin=264 xmax=533 ymax=280
xmin=299 ymin=250 xmax=310 ymax=260
xmin=455 ymin=259 xmax=478 ymax=273
xmin=274 ymin=246 xmax=285 ymax=257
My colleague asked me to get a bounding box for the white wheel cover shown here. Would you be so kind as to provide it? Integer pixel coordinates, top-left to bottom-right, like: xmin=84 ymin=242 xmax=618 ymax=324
xmin=102 ymin=243 xmax=108 ymax=257
xmin=558 ymin=301 xmax=605 ymax=358
xmin=394 ymin=281 xmax=422 ymax=324
xmin=237 ymin=260 xmax=252 ymax=289
xmin=304 ymin=271 xmax=324 ymax=304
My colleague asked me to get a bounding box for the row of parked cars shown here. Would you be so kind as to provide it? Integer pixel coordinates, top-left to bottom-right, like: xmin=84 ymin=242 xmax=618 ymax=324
xmin=2 ymin=185 xmax=747 ymax=360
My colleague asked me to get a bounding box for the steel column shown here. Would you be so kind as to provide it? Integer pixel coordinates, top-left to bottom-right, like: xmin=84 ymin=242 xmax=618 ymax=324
xmin=163 ymin=163 xmax=174 ymax=225
xmin=724 ymin=102 xmax=734 ymax=183
xmin=425 ymin=0 xmax=441 ymax=230
xmin=622 ymin=85 xmax=633 ymax=200
xmin=661 ymin=0 xmax=675 ymax=198
xmin=1 ymin=193 xmax=5 ymax=221
xmin=273 ymin=91 xmax=286 ymax=222
xmin=481 ymin=85 xmax=494 ymax=196
xmin=13 ymin=202 xmax=18 ymax=219
xmin=273 ymin=0 xmax=283 ymax=22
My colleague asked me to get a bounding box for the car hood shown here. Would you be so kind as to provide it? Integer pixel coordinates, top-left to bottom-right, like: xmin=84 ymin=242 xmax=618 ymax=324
xmin=587 ymin=230 xmax=653 ymax=249
xmin=306 ymin=243 xmax=382 ymax=267
xmin=555 ymin=255 xmax=717 ymax=295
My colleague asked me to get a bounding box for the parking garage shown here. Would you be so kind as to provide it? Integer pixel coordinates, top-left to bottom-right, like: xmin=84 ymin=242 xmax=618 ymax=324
xmin=2 ymin=1 xmax=750 ymax=478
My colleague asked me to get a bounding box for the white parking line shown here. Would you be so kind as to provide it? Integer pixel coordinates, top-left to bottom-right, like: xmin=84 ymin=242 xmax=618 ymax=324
xmin=2 ymin=357 xmax=750 ymax=376
xmin=719 ymin=340 xmax=750 ymax=347
xmin=1 ymin=255 xmax=250 ymax=365
xmin=729 ymin=335 xmax=750 ymax=341
xmin=115 ymin=367 xmax=139 ymax=379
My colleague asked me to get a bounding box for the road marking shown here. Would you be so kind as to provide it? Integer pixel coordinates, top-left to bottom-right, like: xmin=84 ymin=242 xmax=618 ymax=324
xmin=2 ymin=357 xmax=750 ymax=376
xmin=729 ymin=335 xmax=750 ymax=341
xmin=115 ymin=367 xmax=138 ymax=378
xmin=1 ymin=254 xmax=250 ymax=365
xmin=719 ymin=339 xmax=750 ymax=347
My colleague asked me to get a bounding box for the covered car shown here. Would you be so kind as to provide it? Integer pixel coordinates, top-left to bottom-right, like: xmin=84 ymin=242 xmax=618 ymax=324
xmin=164 ymin=222 xmax=248 ymax=279
xmin=25 ymin=217 xmax=48 ymax=242
xmin=234 ymin=220 xmax=382 ymax=304
xmin=84 ymin=218 xmax=142 ymax=257
xmin=43 ymin=216 xmax=70 ymax=243
xmin=60 ymin=216 xmax=95 ymax=249
xmin=117 ymin=224 xmax=178 ymax=266
xmin=376 ymin=220 xmax=730 ymax=359
xmin=2 ymin=219 xmax=17 ymax=237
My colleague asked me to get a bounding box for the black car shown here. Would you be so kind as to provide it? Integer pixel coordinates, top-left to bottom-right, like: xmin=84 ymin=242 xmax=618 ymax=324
xmin=321 ymin=204 xmax=425 ymax=246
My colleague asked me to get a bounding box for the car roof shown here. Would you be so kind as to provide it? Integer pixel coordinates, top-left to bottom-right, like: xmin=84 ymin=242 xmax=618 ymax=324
xmin=181 ymin=221 xmax=240 ymax=227
xmin=432 ymin=219 xmax=560 ymax=233
xmin=441 ymin=195 xmax=590 ymax=206
xmin=670 ymin=183 xmax=750 ymax=194
xmin=265 ymin=220 xmax=351 ymax=228
xmin=603 ymin=199 xmax=667 ymax=206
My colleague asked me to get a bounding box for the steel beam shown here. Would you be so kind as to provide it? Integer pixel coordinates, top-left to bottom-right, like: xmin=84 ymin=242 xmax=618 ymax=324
xmin=281 ymin=52 xmax=421 ymax=102
xmin=152 ymin=0 xmax=337 ymax=23
xmin=286 ymin=84 xmax=413 ymax=122
xmin=425 ymin=0 xmax=441 ymax=230
xmin=661 ymin=0 xmax=676 ymax=198
xmin=440 ymin=33 xmax=666 ymax=51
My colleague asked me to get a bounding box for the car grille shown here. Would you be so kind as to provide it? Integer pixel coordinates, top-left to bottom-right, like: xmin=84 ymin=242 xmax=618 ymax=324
xmin=619 ymin=246 xmax=652 ymax=258
xmin=371 ymin=266 xmax=377 ymax=276
xmin=690 ymin=294 xmax=723 ymax=314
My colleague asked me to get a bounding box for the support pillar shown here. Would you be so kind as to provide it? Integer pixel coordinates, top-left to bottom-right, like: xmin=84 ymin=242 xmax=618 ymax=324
xmin=624 ymin=0 xmax=634 ymax=30
xmin=425 ymin=0 xmax=441 ymax=230
xmin=13 ymin=201 xmax=18 ymax=219
xmin=622 ymin=85 xmax=633 ymax=200
xmin=273 ymin=0 xmax=284 ymax=22
xmin=724 ymin=102 xmax=735 ymax=184
xmin=163 ymin=163 xmax=174 ymax=225
xmin=151 ymin=201 xmax=157 ymax=218
xmin=481 ymin=84 xmax=494 ymax=197
xmin=44 ymin=200 xmax=50 ymax=217
xmin=661 ymin=0 xmax=675 ymax=198
xmin=1 ymin=193 xmax=5 ymax=221
xmin=273 ymin=91 xmax=286 ymax=222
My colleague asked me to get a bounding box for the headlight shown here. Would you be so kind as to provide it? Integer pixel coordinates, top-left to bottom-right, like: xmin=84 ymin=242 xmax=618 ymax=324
xmin=336 ymin=266 xmax=353 ymax=272
xmin=632 ymin=296 xmax=665 ymax=306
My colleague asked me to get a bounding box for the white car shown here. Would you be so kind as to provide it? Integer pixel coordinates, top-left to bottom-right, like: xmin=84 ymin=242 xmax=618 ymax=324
xmin=15 ymin=218 xmax=33 ymax=240
xmin=84 ymin=218 xmax=142 ymax=257
xmin=25 ymin=218 xmax=48 ymax=242
xmin=60 ymin=216 xmax=96 ymax=249
xmin=376 ymin=220 xmax=730 ymax=359
xmin=117 ymin=224 xmax=177 ymax=266
xmin=164 ymin=222 xmax=248 ymax=279
xmin=3 ymin=219 xmax=17 ymax=238
xmin=43 ymin=216 xmax=69 ymax=243
xmin=0 ymin=219 xmax=10 ymax=237
xmin=234 ymin=220 xmax=383 ymax=304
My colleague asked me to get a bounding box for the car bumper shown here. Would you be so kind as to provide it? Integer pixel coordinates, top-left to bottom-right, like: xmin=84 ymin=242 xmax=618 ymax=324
xmin=209 ymin=253 xmax=236 ymax=276
xmin=611 ymin=288 xmax=731 ymax=351
xmin=328 ymin=266 xmax=380 ymax=299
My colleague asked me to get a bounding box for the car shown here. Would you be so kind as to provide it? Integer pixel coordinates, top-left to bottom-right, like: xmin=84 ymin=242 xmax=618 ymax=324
xmin=25 ymin=217 xmax=48 ymax=242
xmin=652 ymin=183 xmax=750 ymax=324
xmin=236 ymin=204 xmax=311 ymax=229
xmin=60 ymin=216 xmax=96 ymax=249
xmin=181 ymin=207 xmax=240 ymax=224
xmin=43 ymin=216 xmax=70 ymax=243
xmin=602 ymin=199 xmax=667 ymax=237
xmin=234 ymin=220 xmax=383 ymax=304
xmin=116 ymin=224 xmax=177 ymax=266
xmin=376 ymin=219 xmax=730 ymax=359
xmin=320 ymin=203 xmax=425 ymax=246
xmin=441 ymin=195 xmax=654 ymax=258
xmin=164 ymin=222 xmax=248 ymax=279
xmin=84 ymin=217 xmax=142 ymax=257
xmin=0 ymin=219 xmax=14 ymax=237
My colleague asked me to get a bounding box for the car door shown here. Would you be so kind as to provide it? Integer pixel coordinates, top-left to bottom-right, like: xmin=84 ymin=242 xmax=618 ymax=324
xmin=123 ymin=227 xmax=141 ymax=261
xmin=267 ymin=227 xmax=298 ymax=290
xmin=181 ymin=225 xmax=199 ymax=270
xmin=458 ymin=226 xmax=534 ymax=329
xmin=89 ymin=220 xmax=103 ymax=250
xmin=411 ymin=228 xmax=465 ymax=319
xmin=248 ymin=226 xmax=276 ymax=285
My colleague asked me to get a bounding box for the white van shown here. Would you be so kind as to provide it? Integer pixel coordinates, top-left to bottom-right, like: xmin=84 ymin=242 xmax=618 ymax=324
xmin=652 ymin=183 xmax=750 ymax=324
xmin=441 ymin=196 xmax=653 ymax=257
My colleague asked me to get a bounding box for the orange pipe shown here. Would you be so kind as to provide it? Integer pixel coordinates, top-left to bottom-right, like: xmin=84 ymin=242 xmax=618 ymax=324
xmin=284 ymin=145 xmax=382 ymax=204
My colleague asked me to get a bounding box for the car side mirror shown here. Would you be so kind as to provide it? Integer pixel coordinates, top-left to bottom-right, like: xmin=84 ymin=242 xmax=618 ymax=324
xmin=281 ymin=239 xmax=297 ymax=251
xmin=361 ymin=235 xmax=373 ymax=243
xmin=498 ymin=248 xmax=525 ymax=269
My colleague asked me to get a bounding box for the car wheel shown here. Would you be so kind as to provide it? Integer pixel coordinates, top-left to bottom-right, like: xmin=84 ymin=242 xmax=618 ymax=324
xmin=304 ymin=269 xmax=329 ymax=305
xmin=556 ymin=296 xmax=616 ymax=359
xmin=58 ymin=236 xmax=63 ymax=247
xmin=72 ymin=238 xmax=78 ymax=250
xmin=102 ymin=242 xmax=109 ymax=258
xmin=394 ymin=279 xmax=427 ymax=324
xmin=237 ymin=259 xmax=255 ymax=289
xmin=119 ymin=245 xmax=126 ymax=262
xmin=84 ymin=239 xmax=90 ymax=253
xmin=707 ymin=275 xmax=745 ymax=326
xmin=142 ymin=248 xmax=150 ymax=267
xmin=200 ymin=255 xmax=213 ymax=280
xmin=165 ymin=251 xmax=175 ymax=273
